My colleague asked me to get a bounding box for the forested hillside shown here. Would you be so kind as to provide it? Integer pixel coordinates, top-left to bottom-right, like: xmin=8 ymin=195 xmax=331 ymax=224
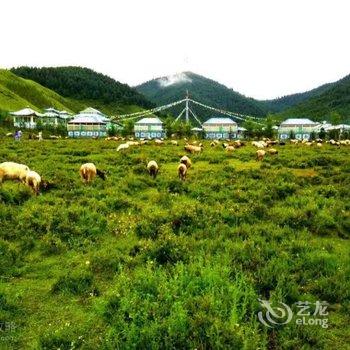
xmin=136 ymin=72 xmax=268 ymax=119
xmin=0 ymin=69 xmax=84 ymax=113
xmin=277 ymin=74 xmax=350 ymax=122
xmin=263 ymin=82 xmax=335 ymax=113
xmin=11 ymin=66 xmax=154 ymax=111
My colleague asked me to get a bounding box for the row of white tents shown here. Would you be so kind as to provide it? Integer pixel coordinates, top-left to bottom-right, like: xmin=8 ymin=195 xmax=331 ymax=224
xmin=9 ymin=107 xmax=350 ymax=140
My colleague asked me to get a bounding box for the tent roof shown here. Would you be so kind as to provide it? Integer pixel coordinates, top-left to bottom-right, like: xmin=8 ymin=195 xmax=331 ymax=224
xmin=135 ymin=117 xmax=163 ymax=124
xmin=79 ymin=107 xmax=105 ymax=116
xmin=203 ymin=117 xmax=237 ymax=125
xmin=68 ymin=115 xmax=107 ymax=124
xmin=280 ymin=118 xmax=316 ymax=126
xmin=10 ymin=108 xmax=43 ymax=117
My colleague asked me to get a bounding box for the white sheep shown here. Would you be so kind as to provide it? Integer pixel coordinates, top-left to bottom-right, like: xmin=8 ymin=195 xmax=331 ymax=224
xmin=256 ymin=150 xmax=266 ymax=161
xmin=178 ymin=163 xmax=187 ymax=181
xmin=147 ymin=161 xmax=159 ymax=179
xmin=0 ymin=162 xmax=30 ymax=184
xmin=225 ymin=145 xmax=235 ymax=152
xmin=80 ymin=163 xmax=106 ymax=183
xmin=180 ymin=155 xmax=192 ymax=169
xmin=25 ymin=170 xmax=42 ymax=194
xmin=117 ymin=143 xmax=130 ymax=152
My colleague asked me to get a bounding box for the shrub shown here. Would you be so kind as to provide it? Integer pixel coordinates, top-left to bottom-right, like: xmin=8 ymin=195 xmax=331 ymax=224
xmin=146 ymin=234 xmax=188 ymax=265
xmin=167 ymin=180 xmax=189 ymax=194
xmin=40 ymin=234 xmax=66 ymax=255
xmin=0 ymin=186 xmax=32 ymax=205
xmin=0 ymin=240 xmax=17 ymax=275
xmin=51 ymin=272 xmax=97 ymax=296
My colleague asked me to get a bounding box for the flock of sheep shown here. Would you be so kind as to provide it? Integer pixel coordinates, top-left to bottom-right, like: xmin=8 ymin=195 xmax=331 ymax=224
xmin=0 ymin=162 xmax=50 ymax=194
xmin=80 ymin=153 xmax=192 ymax=185
xmin=1 ymin=136 xmax=349 ymax=195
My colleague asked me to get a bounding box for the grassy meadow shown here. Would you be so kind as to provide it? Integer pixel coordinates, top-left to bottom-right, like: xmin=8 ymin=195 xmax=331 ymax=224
xmin=0 ymin=136 xmax=349 ymax=349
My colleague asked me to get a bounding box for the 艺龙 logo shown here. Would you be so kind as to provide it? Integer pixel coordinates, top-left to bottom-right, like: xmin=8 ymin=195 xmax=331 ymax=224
xmin=258 ymin=299 xmax=329 ymax=328
xmin=258 ymin=299 xmax=293 ymax=327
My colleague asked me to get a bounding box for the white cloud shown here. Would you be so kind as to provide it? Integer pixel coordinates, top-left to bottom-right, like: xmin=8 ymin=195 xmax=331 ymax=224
xmin=157 ymin=73 xmax=192 ymax=88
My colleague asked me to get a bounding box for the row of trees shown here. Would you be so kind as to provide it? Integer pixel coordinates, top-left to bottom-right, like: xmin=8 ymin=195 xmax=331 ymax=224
xmin=11 ymin=66 xmax=154 ymax=109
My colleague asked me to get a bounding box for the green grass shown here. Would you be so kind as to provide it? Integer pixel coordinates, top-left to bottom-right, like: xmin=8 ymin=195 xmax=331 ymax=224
xmin=0 ymin=69 xmax=84 ymax=113
xmin=0 ymin=138 xmax=349 ymax=349
xmin=0 ymin=70 xmax=147 ymax=116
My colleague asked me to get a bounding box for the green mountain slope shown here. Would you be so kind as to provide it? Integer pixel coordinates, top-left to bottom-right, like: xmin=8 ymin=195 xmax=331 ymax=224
xmin=263 ymin=82 xmax=336 ymax=113
xmin=136 ymin=72 xmax=268 ymax=119
xmin=11 ymin=66 xmax=154 ymax=111
xmin=277 ymin=74 xmax=350 ymax=122
xmin=0 ymin=69 xmax=84 ymax=113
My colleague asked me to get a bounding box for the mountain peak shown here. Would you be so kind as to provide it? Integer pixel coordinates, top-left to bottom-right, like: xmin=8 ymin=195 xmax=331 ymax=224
xmin=136 ymin=72 xmax=268 ymax=118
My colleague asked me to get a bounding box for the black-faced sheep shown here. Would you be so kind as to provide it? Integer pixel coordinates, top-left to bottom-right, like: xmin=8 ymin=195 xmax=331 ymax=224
xmin=25 ymin=170 xmax=42 ymax=195
xmin=180 ymin=155 xmax=192 ymax=169
xmin=80 ymin=163 xmax=106 ymax=183
xmin=256 ymin=150 xmax=266 ymax=161
xmin=178 ymin=163 xmax=187 ymax=181
xmin=147 ymin=160 xmax=159 ymax=179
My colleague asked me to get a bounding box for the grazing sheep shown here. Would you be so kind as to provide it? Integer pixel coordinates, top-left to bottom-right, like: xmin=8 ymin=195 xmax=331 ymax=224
xmin=329 ymin=139 xmax=340 ymax=146
xmin=233 ymin=140 xmax=242 ymax=148
xmin=290 ymin=139 xmax=299 ymax=144
xmin=0 ymin=162 xmax=30 ymax=184
xmin=117 ymin=143 xmax=130 ymax=152
xmin=49 ymin=135 xmax=61 ymax=139
xmin=140 ymin=140 xmax=149 ymax=145
xmin=126 ymin=141 xmax=140 ymax=146
xmin=184 ymin=144 xmax=202 ymax=154
xmin=79 ymin=163 xmax=106 ymax=183
xmin=170 ymin=140 xmax=179 ymax=146
xmin=268 ymin=148 xmax=278 ymax=155
xmin=180 ymin=155 xmax=192 ymax=169
xmin=252 ymin=141 xmax=266 ymax=148
xmin=105 ymin=136 xmax=119 ymax=141
xmin=225 ymin=145 xmax=235 ymax=152
xmin=178 ymin=163 xmax=187 ymax=181
xmin=266 ymin=140 xmax=278 ymax=147
xmin=256 ymin=150 xmax=266 ymax=161
xmin=317 ymin=142 xmax=323 ymax=147
xmin=210 ymin=141 xmax=216 ymax=147
xmin=155 ymin=139 xmax=164 ymax=145
xmin=25 ymin=170 xmax=42 ymax=195
xmin=147 ymin=160 xmax=159 ymax=179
